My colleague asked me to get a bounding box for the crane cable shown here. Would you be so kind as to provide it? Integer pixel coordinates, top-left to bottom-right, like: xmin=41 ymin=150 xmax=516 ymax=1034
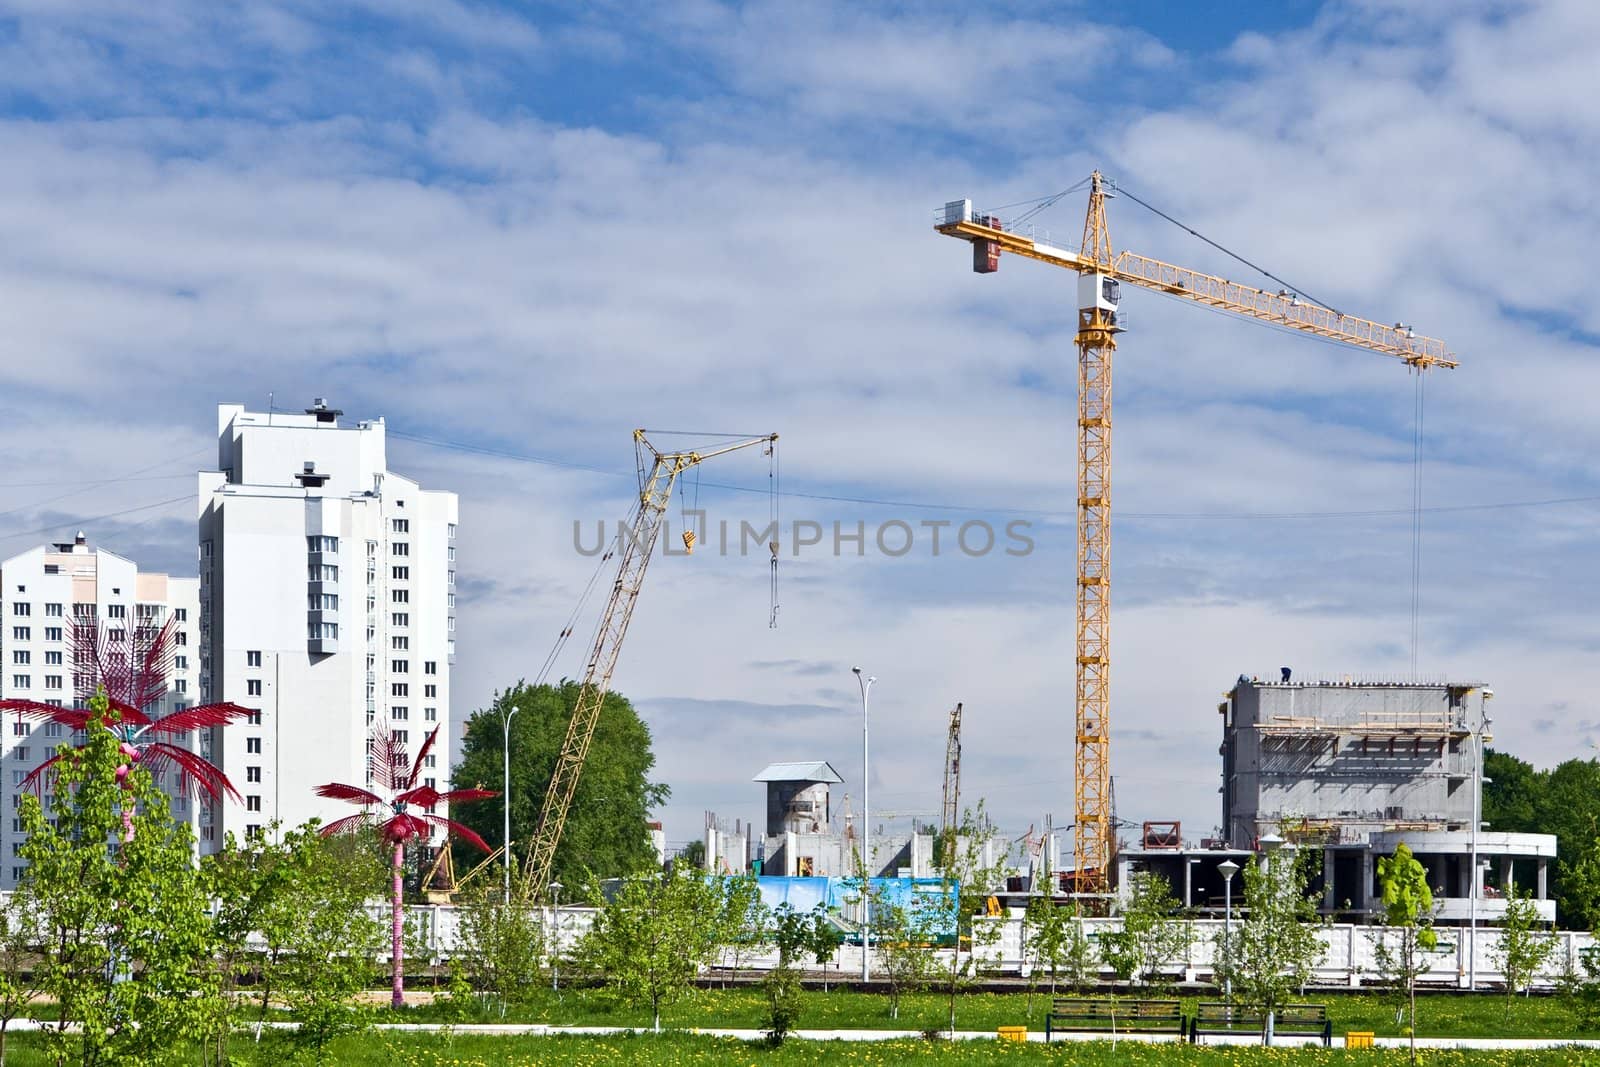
xmin=1411 ymin=371 xmax=1426 ymax=681
xmin=1103 ymin=178 xmax=1345 ymax=318
xmin=768 ymin=438 xmax=780 ymax=628
xmin=531 ymin=531 xmax=618 ymax=688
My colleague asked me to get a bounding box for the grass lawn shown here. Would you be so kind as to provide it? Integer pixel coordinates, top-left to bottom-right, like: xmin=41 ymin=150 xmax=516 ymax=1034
xmin=376 ymin=985 xmax=1600 ymax=1040
xmin=7 ymin=1032 xmax=1600 ymax=1066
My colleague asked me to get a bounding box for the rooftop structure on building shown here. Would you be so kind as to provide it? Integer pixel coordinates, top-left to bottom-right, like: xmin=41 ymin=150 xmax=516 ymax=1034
xmin=0 ymin=534 xmax=201 ymax=887
xmin=197 ymin=401 xmax=459 ymax=846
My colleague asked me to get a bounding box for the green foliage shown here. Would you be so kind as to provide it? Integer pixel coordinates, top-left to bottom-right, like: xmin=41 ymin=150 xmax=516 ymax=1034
xmin=1213 ymin=849 xmax=1325 ymax=1033
xmin=450 ymin=886 xmax=546 ymax=1018
xmin=1491 ymin=890 xmax=1555 ymax=1016
xmin=18 ymin=690 xmax=220 ymax=1067
xmin=714 ymin=873 xmax=768 ymax=984
xmin=865 ymin=884 xmax=940 ymax=1020
xmin=451 ymin=681 xmax=669 ymax=889
xmin=931 ymin=804 xmax=1009 ymax=1036
xmin=0 ymin=885 xmax=45 ymax=1067
xmin=575 ymin=863 xmax=723 ymax=1031
xmin=1101 ymin=871 xmax=1189 ymax=988
xmin=1483 ymin=751 xmax=1600 ymax=927
xmin=1376 ymin=842 xmax=1437 ymax=1062
xmin=1022 ymin=898 xmax=1096 ymax=997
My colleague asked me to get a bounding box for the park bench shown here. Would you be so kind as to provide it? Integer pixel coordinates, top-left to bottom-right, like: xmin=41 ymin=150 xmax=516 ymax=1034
xmin=1044 ymin=998 xmax=1186 ymax=1042
xmin=1188 ymin=1002 xmax=1332 ymax=1046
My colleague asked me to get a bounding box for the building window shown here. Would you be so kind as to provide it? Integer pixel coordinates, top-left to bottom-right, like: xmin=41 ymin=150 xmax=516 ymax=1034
xmin=174 ymin=655 xmax=187 ymax=670
xmin=447 ymin=523 xmax=457 ymax=539
xmin=392 ymin=519 xmax=409 ymax=533
xmin=447 ymin=546 xmax=456 ymax=562
xmin=246 ymin=709 xmax=262 ymax=726
xmin=174 ymin=608 xmax=187 ymax=622
xmin=11 ymin=603 xmax=28 ymax=617
xmin=44 ymin=651 xmax=61 ymax=665
xmin=12 ymin=651 xmax=29 ymax=665
xmin=246 ymin=738 xmax=262 ymax=754
xmin=392 ymin=660 xmax=408 ymax=674
xmin=106 ymin=604 xmax=126 ymax=619
xmin=44 ymin=603 xmax=62 ymax=617
xmin=246 ymin=680 xmax=262 ymax=697
xmin=392 ymin=590 xmax=408 ymax=604
xmin=392 ymin=612 xmax=409 ymax=626
xmin=307 ymin=536 xmax=338 ymax=554
xmin=10 ymin=626 xmax=27 ymax=641
xmin=44 ymin=675 xmax=61 ymax=690
xmin=44 ymin=723 xmax=62 ymax=738
xmin=392 ymin=707 xmax=408 ymax=721
xmin=247 ymin=650 xmax=262 ymax=667
xmin=392 ymin=636 xmax=409 ymax=650
xmin=394 ymin=730 xmax=408 ymax=744
xmin=391 ymin=683 xmax=408 ymax=698
xmin=424 ymin=661 xmax=437 ymax=676
xmin=391 ymin=566 xmax=408 ymax=581
xmin=424 ymin=707 xmax=437 ymax=721
xmin=424 ymin=684 xmax=437 ymax=698
xmin=424 ymin=755 xmax=436 ymax=768
xmin=245 ymin=825 xmax=261 ymax=840
xmin=245 ymin=795 xmax=262 ymax=812
xmin=391 ymin=542 xmax=409 ymax=557
xmin=247 ymin=766 xmax=261 ymax=783
xmin=175 ymin=632 xmax=187 ymax=646
xmin=11 ymin=675 xmax=29 ymax=689
xmin=45 ymin=627 xmax=62 ymax=643
xmin=11 ymin=721 xmax=29 ymax=737
xmin=308 ymin=593 xmax=338 ymax=611
xmin=447 ymin=593 xmax=455 ymax=611
xmin=308 ymin=564 xmax=339 ymax=581
xmin=308 ymin=622 xmax=338 ymax=640
xmin=174 ymin=679 xmax=187 ymax=694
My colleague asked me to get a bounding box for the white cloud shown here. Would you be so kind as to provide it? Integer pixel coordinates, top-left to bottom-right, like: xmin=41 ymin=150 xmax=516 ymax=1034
xmin=1 ymin=0 xmax=1598 ymax=857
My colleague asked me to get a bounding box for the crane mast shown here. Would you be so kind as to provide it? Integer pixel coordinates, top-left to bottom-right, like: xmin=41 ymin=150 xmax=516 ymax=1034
xmin=939 ymin=701 xmax=963 ymax=855
xmin=936 ymin=172 xmax=1457 ymax=899
xmin=522 ymin=428 xmax=779 ymax=900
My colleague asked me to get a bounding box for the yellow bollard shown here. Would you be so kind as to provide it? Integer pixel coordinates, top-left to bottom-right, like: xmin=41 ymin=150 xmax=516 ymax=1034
xmin=997 ymin=1026 xmax=1028 ymax=1042
xmin=1346 ymin=1031 xmax=1375 ymax=1049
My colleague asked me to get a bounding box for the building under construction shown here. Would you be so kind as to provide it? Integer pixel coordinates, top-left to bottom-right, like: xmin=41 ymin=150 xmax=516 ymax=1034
xmin=1116 ymin=676 xmax=1557 ymax=923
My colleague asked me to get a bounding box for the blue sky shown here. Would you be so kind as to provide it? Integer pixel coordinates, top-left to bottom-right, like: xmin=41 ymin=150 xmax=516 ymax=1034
xmin=2 ymin=0 xmax=1599 ymax=855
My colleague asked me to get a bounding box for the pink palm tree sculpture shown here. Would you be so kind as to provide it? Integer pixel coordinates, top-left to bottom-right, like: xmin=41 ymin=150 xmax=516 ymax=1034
xmin=2 ymin=618 xmax=249 ymax=830
xmin=315 ymin=725 xmax=496 ymax=1009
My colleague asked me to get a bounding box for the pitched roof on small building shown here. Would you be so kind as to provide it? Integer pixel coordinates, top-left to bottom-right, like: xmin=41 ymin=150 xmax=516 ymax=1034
xmin=753 ymin=761 xmax=843 ymax=784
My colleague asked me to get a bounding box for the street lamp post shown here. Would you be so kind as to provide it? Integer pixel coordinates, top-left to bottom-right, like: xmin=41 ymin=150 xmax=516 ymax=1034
xmin=852 ymin=666 xmax=876 ymax=983
xmin=1218 ymin=859 xmax=1240 ymax=999
xmin=1469 ymin=687 xmax=1494 ymax=991
xmin=502 ymin=706 xmax=519 ymax=904
xmin=549 ymin=879 xmax=564 ymax=992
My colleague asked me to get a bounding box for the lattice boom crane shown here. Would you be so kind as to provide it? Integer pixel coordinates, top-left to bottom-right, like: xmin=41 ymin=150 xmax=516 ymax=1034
xmin=935 ymin=173 xmax=1457 ymax=897
xmin=522 ymin=428 xmax=779 ymax=901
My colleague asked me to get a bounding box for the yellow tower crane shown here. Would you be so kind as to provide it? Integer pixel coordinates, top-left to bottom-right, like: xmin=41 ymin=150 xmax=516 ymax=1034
xmin=522 ymin=428 xmax=779 ymax=901
xmin=936 ymin=173 xmax=1457 ymax=898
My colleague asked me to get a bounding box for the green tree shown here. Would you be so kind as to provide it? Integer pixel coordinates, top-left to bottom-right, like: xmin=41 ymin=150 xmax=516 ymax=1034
xmin=1490 ymin=890 xmax=1555 ymax=1017
xmin=867 ymin=884 xmax=939 ymax=1021
xmin=451 ymin=885 xmax=546 ymax=1018
xmin=19 ymin=690 xmax=220 ymax=1067
xmin=1214 ymin=849 xmax=1326 ymax=1043
xmin=575 ymin=863 xmax=722 ymax=1031
xmin=1023 ymin=897 xmax=1097 ymax=1003
xmin=1482 ymin=749 xmax=1540 ymax=833
xmin=932 ymin=805 xmax=1009 ymax=1037
xmin=1375 ymin=842 xmax=1437 ymax=1064
xmin=0 ymin=886 xmax=45 ymax=1067
xmin=762 ymin=903 xmax=831 ymax=1043
xmin=452 ymin=681 xmax=669 ymax=888
xmin=1101 ymin=871 xmax=1189 ymax=989
xmin=714 ymin=873 xmax=768 ymax=985
xmin=274 ymin=832 xmax=386 ymax=1058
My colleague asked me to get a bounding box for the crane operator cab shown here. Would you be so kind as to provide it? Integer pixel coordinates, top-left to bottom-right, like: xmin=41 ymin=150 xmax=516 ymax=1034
xmin=1079 ymin=273 xmax=1125 ymax=333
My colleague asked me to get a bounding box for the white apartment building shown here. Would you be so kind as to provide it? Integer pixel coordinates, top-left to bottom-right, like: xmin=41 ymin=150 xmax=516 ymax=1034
xmin=197 ymin=401 xmax=458 ymax=844
xmin=0 ymin=533 xmax=200 ymax=887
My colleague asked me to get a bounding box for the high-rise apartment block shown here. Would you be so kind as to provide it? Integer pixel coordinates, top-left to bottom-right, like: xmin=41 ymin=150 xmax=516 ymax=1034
xmin=0 ymin=534 xmax=200 ymax=887
xmin=197 ymin=401 xmax=458 ymax=844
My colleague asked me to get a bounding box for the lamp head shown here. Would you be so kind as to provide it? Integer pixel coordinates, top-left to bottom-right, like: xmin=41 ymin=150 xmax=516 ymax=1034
xmin=852 ymin=666 xmax=862 ymax=675
xmin=1218 ymin=859 xmax=1240 ymax=879
xmin=1482 ymin=687 xmax=1494 ymax=700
